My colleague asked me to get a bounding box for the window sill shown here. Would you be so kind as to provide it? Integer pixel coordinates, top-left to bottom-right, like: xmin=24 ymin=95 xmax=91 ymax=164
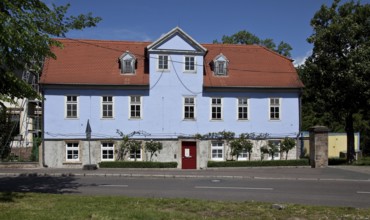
xmin=65 ymin=117 xmax=79 ymax=120
xmin=183 ymin=70 xmax=197 ymax=74
xmin=210 ymin=119 xmax=223 ymax=122
xmin=156 ymin=69 xmax=170 ymax=72
xmin=269 ymin=119 xmax=281 ymax=122
xmin=63 ymin=162 xmax=82 ymax=165
xmin=101 ymin=118 xmax=115 ymax=120
xmin=129 ymin=118 xmax=142 ymax=120
xmin=237 ymin=119 xmax=249 ymax=122
xmin=120 ymin=73 xmax=136 ymax=75
xmin=183 ymin=119 xmax=196 ymax=121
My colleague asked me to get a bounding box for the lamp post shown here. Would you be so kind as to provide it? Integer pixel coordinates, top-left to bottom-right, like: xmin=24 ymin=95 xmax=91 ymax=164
xmin=83 ymin=119 xmax=97 ymax=170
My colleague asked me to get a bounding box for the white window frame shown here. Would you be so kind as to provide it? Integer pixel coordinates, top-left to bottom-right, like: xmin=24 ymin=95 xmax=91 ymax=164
xmin=129 ymin=148 xmax=142 ymax=161
xmin=66 ymin=142 xmax=79 ymax=162
xmin=120 ymin=51 xmax=136 ymax=74
xmin=238 ymin=148 xmax=249 ymax=161
xmin=157 ymin=55 xmax=169 ymax=71
xmin=215 ymin=61 xmax=227 ymax=75
xmin=237 ymin=97 xmax=249 ymax=120
xmin=184 ymin=56 xmax=196 ymax=72
xmin=210 ymin=97 xmax=223 ymax=120
xmin=183 ymin=96 xmax=196 ymax=120
xmin=267 ymin=140 xmax=281 ymax=160
xmin=269 ymin=98 xmax=281 ymax=120
xmin=101 ymin=142 xmax=114 ymax=161
xmin=211 ymin=141 xmax=224 ymax=161
xmin=101 ymin=96 xmax=114 ymax=119
xmin=129 ymin=95 xmax=142 ymax=119
xmin=65 ymin=95 xmax=78 ymax=119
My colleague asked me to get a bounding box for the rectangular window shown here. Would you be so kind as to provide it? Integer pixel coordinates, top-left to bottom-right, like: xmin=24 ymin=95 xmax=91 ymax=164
xmin=130 ymin=96 xmax=141 ymax=119
xmin=158 ymin=55 xmax=169 ymax=70
xmin=123 ymin=60 xmax=134 ymax=73
xmin=66 ymin=142 xmax=79 ymax=161
xmin=102 ymin=96 xmax=113 ymax=118
xmin=238 ymin=97 xmax=248 ymax=120
xmin=130 ymin=148 xmax=142 ymax=161
xmin=101 ymin=142 xmax=114 ymax=161
xmin=184 ymin=97 xmax=195 ymax=120
xmin=211 ymin=98 xmax=222 ymax=120
xmin=66 ymin=95 xmax=78 ymax=118
xmin=211 ymin=141 xmax=224 ymax=161
xmin=239 ymin=149 xmax=248 ymax=160
xmin=270 ymin=98 xmax=280 ymax=120
xmin=215 ymin=61 xmax=227 ymax=75
xmin=185 ymin=56 xmax=195 ymax=71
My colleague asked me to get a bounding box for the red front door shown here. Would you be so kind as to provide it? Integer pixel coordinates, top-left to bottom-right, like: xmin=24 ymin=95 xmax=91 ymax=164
xmin=182 ymin=141 xmax=197 ymax=169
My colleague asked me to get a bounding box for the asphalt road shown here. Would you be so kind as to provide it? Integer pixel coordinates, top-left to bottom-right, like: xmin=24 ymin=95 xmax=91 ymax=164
xmin=0 ymin=175 xmax=369 ymax=208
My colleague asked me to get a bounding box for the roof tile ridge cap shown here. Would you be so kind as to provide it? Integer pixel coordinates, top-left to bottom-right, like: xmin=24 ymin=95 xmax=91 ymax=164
xmin=201 ymin=43 xmax=260 ymax=48
xmin=257 ymin=45 xmax=294 ymax=62
xmin=52 ymin=38 xmax=152 ymax=44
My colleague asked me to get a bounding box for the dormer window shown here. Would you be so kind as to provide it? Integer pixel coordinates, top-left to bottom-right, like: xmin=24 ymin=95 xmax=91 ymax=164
xmin=119 ymin=51 xmax=136 ymax=74
xmin=213 ymin=54 xmax=229 ymax=76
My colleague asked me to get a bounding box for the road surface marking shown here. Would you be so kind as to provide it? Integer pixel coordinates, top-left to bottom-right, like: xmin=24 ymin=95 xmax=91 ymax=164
xmin=357 ymin=191 xmax=370 ymax=194
xmin=195 ymin=186 xmax=273 ymax=190
xmin=99 ymin=184 xmax=128 ymax=187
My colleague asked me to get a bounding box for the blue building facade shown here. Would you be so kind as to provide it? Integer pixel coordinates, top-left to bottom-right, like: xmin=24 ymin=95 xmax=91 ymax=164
xmin=41 ymin=27 xmax=303 ymax=168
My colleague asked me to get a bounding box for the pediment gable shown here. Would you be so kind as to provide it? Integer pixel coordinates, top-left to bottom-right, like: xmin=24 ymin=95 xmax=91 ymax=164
xmin=147 ymin=27 xmax=207 ymax=55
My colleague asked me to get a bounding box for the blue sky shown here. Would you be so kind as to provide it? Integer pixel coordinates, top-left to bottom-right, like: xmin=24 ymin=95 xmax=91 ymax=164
xmin=44 ymin=0 xmax=369 ymax=66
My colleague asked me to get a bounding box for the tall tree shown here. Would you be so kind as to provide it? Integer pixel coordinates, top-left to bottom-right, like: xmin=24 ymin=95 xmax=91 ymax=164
xmin=0 ymin=0 xmax=101 ymax=103
xmin=300 ymin=0 xmax=370 ymax=162
xmin=214 ymin=30 xmax=292 ymax=57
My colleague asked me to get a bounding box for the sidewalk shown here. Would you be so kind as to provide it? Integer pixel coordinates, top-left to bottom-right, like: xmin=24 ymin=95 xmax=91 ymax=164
xmin=0 ymin=166 xmax=369 ymax=181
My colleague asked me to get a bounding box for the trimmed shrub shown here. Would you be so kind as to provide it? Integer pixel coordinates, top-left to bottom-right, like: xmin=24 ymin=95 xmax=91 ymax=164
xmin=207 ymin=159 xmax=309 ymax=167
xmin=353 ymin=157 xmax=370 ymax=166
xmin=99 ymin=161 xmax=178 ymax=168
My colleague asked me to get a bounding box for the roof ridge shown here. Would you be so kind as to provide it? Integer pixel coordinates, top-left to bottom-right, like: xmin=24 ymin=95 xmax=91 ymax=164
xmin=53 ymin=38 xmax=152 ymax=44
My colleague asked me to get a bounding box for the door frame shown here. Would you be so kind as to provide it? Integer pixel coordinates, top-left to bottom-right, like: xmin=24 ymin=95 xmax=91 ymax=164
xmin=181 ymin=141 xmax=197 ymax=169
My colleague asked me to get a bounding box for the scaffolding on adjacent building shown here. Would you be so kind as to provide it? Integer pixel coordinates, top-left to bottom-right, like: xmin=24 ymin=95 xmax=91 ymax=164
xmin=4 ymin=70 xmax=42 ymax=161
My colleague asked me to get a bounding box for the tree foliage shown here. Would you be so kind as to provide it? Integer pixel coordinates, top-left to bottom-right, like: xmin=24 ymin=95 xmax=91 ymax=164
xmin=262 ymin=142 xmax=280 ymax=161
xmin=299 ymin=0 xmax=370 ymax=161
xmin=0 ymin=106 xmax=17 ymax=159
xmin=145 ymin=140 xmax=163 ymax=162
xmin=0 ymin=0 xmax=101 ymax=102
xmin=116 ymin=130 xmax=142 ymax=161
xmin=214 ymin=30 xmax=292 ymax=57
xmin=230 ymin=134 xmax=253 ymax=161
xmin=280 ymin=137 xmax=295 ymax=160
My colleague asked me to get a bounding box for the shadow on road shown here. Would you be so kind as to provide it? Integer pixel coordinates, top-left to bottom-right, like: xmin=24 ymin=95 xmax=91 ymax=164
xmin=0 ymin=175 xmax=80 ymax=201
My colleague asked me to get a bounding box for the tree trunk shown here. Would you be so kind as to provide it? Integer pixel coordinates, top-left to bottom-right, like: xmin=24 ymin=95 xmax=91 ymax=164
xmin=345 ymin=113 xmax=355 ymax=163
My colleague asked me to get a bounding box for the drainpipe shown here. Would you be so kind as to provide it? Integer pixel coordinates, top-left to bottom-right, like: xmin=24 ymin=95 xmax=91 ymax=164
xmin=41 ymin=89 xmax=48 ymax=167
xmin=299 ymin=89 xmax=303 ymax=158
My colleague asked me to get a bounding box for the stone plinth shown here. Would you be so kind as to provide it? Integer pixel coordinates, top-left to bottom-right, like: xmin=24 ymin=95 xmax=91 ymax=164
xmin=309 ymin=126 xmax=329 ymax=168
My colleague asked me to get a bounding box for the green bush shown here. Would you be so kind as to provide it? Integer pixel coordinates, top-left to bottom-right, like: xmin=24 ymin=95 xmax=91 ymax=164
xmin=207 ymin=159 xmax=309 ymax=167
xmin=99 ymin=161 xmax=178 ymax=168
xmin=353 ymin=157 xmax=370 ymax=166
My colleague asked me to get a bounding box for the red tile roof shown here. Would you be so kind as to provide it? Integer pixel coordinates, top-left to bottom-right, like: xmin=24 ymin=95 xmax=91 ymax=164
xmin=41 ymin=39 xmax=303 ymax=89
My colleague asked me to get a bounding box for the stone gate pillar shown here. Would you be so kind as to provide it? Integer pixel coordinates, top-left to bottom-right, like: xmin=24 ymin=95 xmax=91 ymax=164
xmin=309 ymin=126 xmax=329 ymax=168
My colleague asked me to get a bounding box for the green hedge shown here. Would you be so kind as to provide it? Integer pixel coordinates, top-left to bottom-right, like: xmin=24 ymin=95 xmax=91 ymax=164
xmin=99 ymin=161 xmax=178 ymax=168
xmin=353 ymin=157 xmax=370 ymax=166
xmin=207 ymin=159 xmax=309 ymax=167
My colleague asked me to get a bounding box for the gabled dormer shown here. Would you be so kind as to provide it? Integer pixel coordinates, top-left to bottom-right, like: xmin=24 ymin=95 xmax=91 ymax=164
xmin=147 ymin=27 xmax=207 ymax=55
xmin=213 ymin=53 xmax=229 ymax=76
xmin=119 ymin=51 xmax=136 ymax=74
